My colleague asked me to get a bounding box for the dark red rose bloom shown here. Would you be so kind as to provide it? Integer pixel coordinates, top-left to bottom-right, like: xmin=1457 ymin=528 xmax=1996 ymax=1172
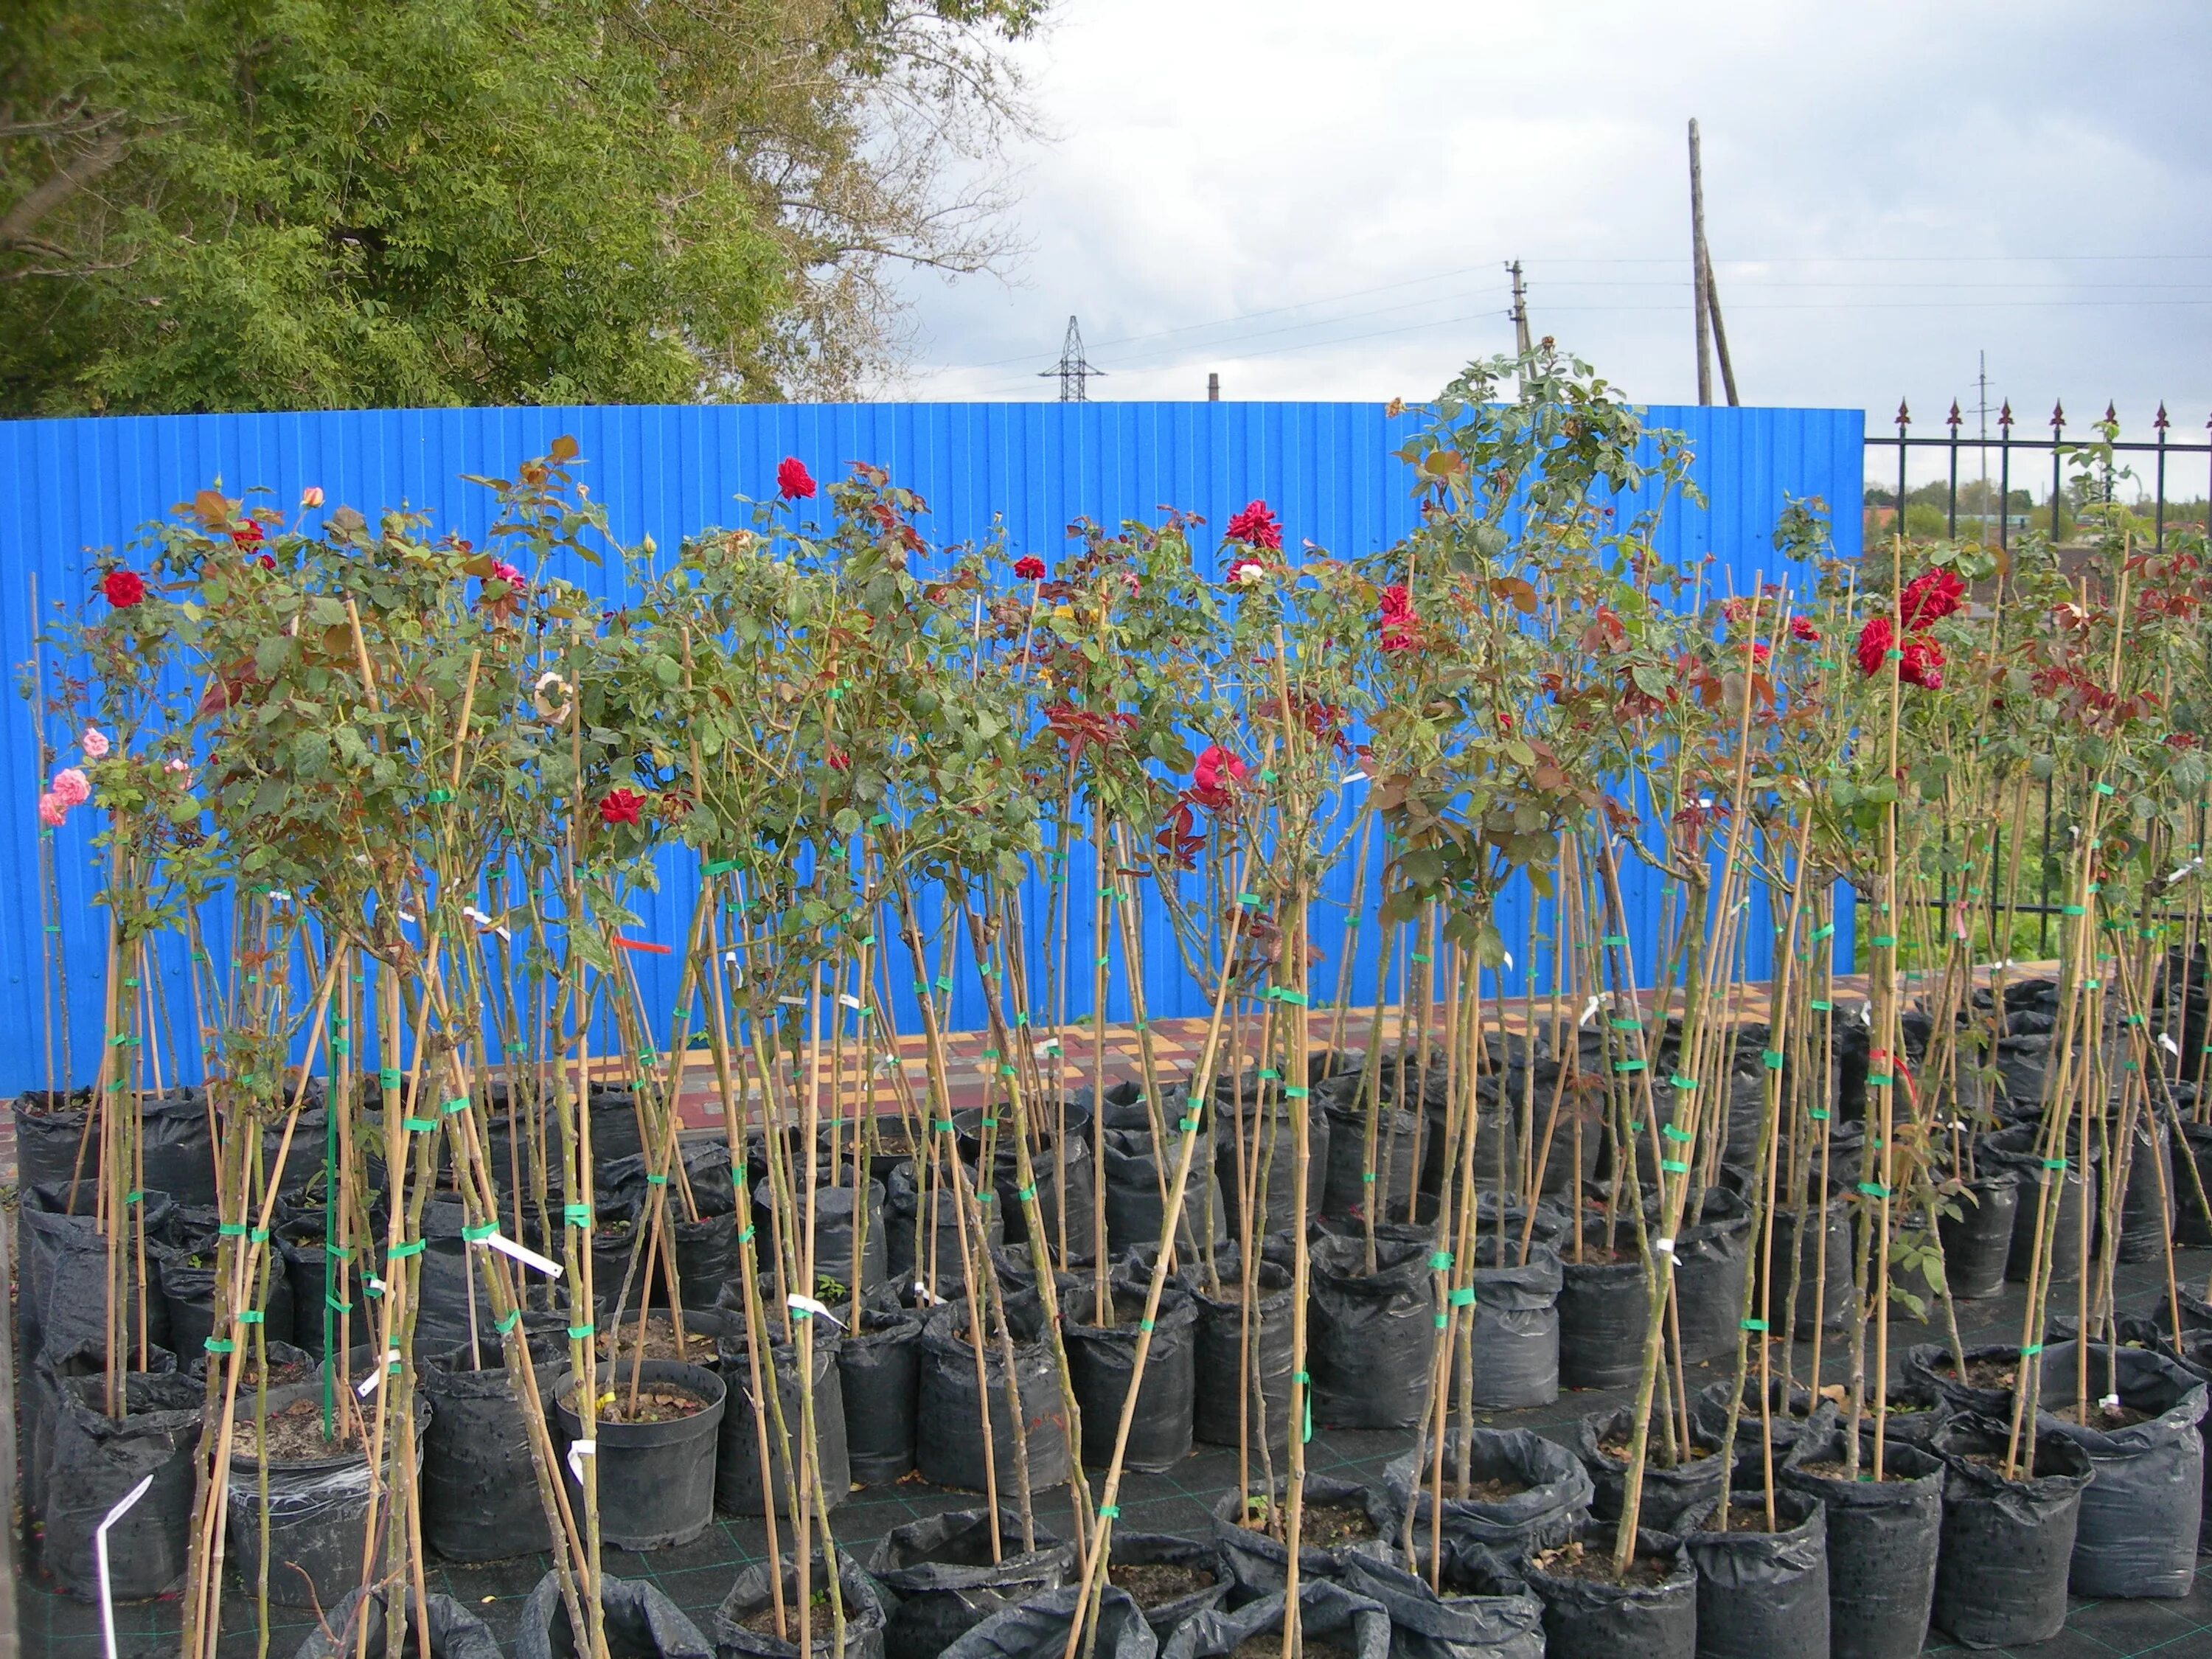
xmin=827 ymin=748 xmax=850 ymax=772
xmin=231 ymin=521 xmax=264 ymax=548
xmin=256 ymin=554 xmax=276 ymax=571
xmin=1790 ymin=616 xmax=1821 ymax=642
xmin=1014 ymin=555 xmax=1046 ymax=580
xmin=1899 ymin=635 xmax=1945 ymax=689
xmin=1899 ymin=568 xmax=1966 ymax=629
xmin=1379 ymin=583 xmax=1419 ymax=653
xmin=776 ymin=457 xmax=817 ymax=501
xmin=1854 ymin=614 xmax=1894 ymax=677
xmin=102 ymin=570 xmax=146 ymax=608
xmin=1189 ymin=743 xmax=1248 ymax=811
xmin=1225 ymin=500 xmax=1282 ymax=551
xmin=598 ymin=788 xmax=645 ymax=827
xmin=1748 ymin=641 xmax=1771 ymax=666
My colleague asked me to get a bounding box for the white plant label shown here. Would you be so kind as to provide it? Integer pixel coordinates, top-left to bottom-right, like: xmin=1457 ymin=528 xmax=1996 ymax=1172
xmin=482 ymin=1230 xmax=564 ymax=1279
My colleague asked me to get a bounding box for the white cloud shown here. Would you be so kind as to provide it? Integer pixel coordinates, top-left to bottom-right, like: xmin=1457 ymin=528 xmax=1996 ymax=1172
xmin=891 ymin=0 xmax=2212 ymax=476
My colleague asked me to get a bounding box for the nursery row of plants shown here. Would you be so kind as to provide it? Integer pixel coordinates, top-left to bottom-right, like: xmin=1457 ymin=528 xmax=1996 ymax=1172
xmin=16 ymin=349 xmax=2212 ymax=1659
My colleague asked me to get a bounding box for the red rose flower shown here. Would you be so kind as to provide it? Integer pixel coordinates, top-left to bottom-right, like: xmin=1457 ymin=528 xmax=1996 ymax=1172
xmin=1899 ymin=568 xmax=1966 ymax=629
xmin=1899 ymin=635 xmax=1945 ymax=689
xmin=1790 ymin=616 xmax=1821 ymax=643
xmin=1854 ymin=614 xmax=1894 ymax=677
xmin=1225 ymin=500 xmax=1282 ymax=551
xmin=1379 ymin=584 xmax=1419 ymax=653
xmin=1189 ymin=743 xmax=1248 ymax=810
xmin=231 ymin=521 xmax=264 ymax=549
xmin=1747 ymin=641 xmax=1771 ymax=666
xmin=776 ymin=457 xmax=817 ymax=501
xmin=1014 ymin=556 xmax=1046 ymax=580
xmin=1224 ymin=555 xmax=1267 ymax=588
xmin=827 ymin=748 xmax=850 ymax=772
xmin=598 ymin=788 xmax=645 ymax=827
xmin=102 ymin=570 xmax=146 ymax=608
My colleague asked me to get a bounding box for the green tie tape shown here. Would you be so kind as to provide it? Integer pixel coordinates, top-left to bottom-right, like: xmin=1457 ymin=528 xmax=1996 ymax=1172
xmin=1018 ymin=1184 xmax=1037 ymax=1202
xmin=1865 ymin=1074 xmax=1892 ymax=1088
xmin=462 ymin=1222 xmax=496 ymax=1242
xmin=2096 ymin=782 xmax=2115 ymax=796
xmin=703 ymin=859 xmax=740 ymax=875
xmin=1660 ymin=1159 xmax=1690 ymax=1174
xmin=378 ymin=1068 xmax=402 ymax=1090
xmin=237 ymin=1310 xmax=264 ymax=1325
xmin=1662 ymin=1125 xmax=1694 ymax=1143
xmin=1138 ymin=1319 xmax=1155 ymax=1332
xmin=1097 ymin=1505 xmax=1119 ymax=1520
xmin=427 ymin=788 xmax=453 ymax=803
xmin=2042 ymin=1158 xmax=2067 ymax=1172
xmin=2062 ymin=905 xmax=2086 ymax=917
xmin=1616 ymin=1059 xmax=1648 ymax=1074
xmin=645 ymin=1173 xmax=668 ymax=1186
xmin=1267 ymin=987 xmax=1310 ymax=1006
xmin=1871 ymin=936 xmax=1896 ymax=947
xmin=1283 ymin=1085 xmax=1309 ymax=1099
xmin=1741 ymin=1318 xmax=1768 ymax=1333
xmin=1669 ymin=1075 xmax=1697 ymax=1091
xmin=496 ymin=1310 xmax=522 ymax=1333
xmin=1813 ymin=924 xmax=1835 ymax=941
xmin=402 ymin=1117 xmax=437 ymax=1132
xmin=2021 ymin=1343 xmax=2043 ymax=1357
xmin=1857 ymin=1182 xmax=1891 ymax=1199
xmin=1449 ymin=1287 xmax=1475 ymax=1307
xmin=1601 ymin=934 xmax=1629 ymax=946
xmin=1809 ymin=1000 xmax=1832 ymax=1012
xmin=1429 ymin=1251 xmax=1453 ymax=1271
xmin=220 ymin=1222 xmax=248 ymax=1237
xmin=443 ymin=1096 xmax=468 ymax=1115
xmin=1239 ymin=893 xmax=1262 ymax=906
xmin=389 ymin=1239 xmax=426 ymax=1260
xmin=564 ymin=1205 xmax=592 ymax=1228
xmin=568 ymin=1324 xmax=595 ymax=1340
xmin=1610 ymin=1018 xmax=1641 ymax=1032
xmin=1762 ymin=1050 xmax=1784 ymax=1070
xmin=204 ymin=1338 xmax=235 ymax=1354
xmin=1809 ymin=1109 xmax=1832 ymax=1121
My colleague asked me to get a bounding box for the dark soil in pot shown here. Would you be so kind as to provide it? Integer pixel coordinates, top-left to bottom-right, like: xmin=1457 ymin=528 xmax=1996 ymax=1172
xmin=865 ymin=1507 xmax=1074 ymax=1659
xmin=1557 ymin=1217 xmax=1650 ymax=1388
xmin=1573 ymin=1405 xmax=1728 ymax=1534
xmin=1105 ymin=1532 xmax=1228 ymax=1642
xmin=1380 ymin=1425 xmax=1594 ymax=1559
xmin=714 ymin=1550 xmax=888 ymax=1659
xmin=1210 ymin=1473 xmax=1391 ymax=1599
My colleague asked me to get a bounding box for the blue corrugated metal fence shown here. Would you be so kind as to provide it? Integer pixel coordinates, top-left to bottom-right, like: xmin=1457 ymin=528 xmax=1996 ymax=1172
xmin=0 ymin=400 xmax=1863 ymax=1091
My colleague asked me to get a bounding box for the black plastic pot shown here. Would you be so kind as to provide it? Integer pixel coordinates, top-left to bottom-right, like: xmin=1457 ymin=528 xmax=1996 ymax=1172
xmin=1105 ymin=1532 xmax=1228 ymax=1644
xmin=914 ymin=1298 xmax=1071 ymax=1494
xmin=292 ymin=1587 xmax=503 ymax=1659
xmin=712 ymin=1325 xmax=849 ymax=1517
xmin=1678 ymin=1486 xmax=1829 ymax=1659
xmin=1981 ymin=1123 xmax=2093 ymax=1284
xmin=1782 ymin=1427 xmax=1945 ymax=1659
xmin=1902 ymin=1341 xmax=2021 ymax=1419
xmin=1340 ymin=1548 xmax=1545 ymax=1659
xmin=1191 ymin=1252 xmax=1293 ymax=1449
xmin=1064 ymin=1284 xmax=1197 ymax=1470
xmin=11 ymin=1091 xmax=97 ymax=1197
xmin=1520 ymin=1521 xmax=1697 ymax=1659
xmin=1320 ymin=1082 xmax=1424 ymax=1224
xmin=1098 ymin=1084 xmax=1228 ymax=1259
xmin=1307 ymin=1227 xmax=1436 ymax=1430
xmin=1573 ymin=1407 xmax=1728 ymax=1534
xmin=1213 ymin=1081 xmax=1329 ymax=1242
xmin=754 ymin=1174 xmax=888 ymax=1301
xmin=1557 ymin=1219 xmax=1649 ymax=1390
xmin=35 ymin=1359 xmax=201 ymax=1601
xmin=273 ymin=1207 xmax=373 ymax=1358
xmin=1461 ymin=1237 xmax=1562 ymax=1408
xmin=886 ymin=1158 xmax=1004 ymax=1293
xmin=2035 ymin=1340 xmax=2207 ymax=1598
xmin=152 ymin=1234 xmax=296 ymax=1361
xmin=516 ymin=1568 xmax=712 ymax=1659
xmin=1936 ymin=1170 xmax=2020 ymax=1300
xmin=1930 ymin=1416 xmax=2095 ymax=1649
xmin=1160 ymin=1580 xmax=1389 ymax=1659
xmin=225 ymin=1382 xmax=428 ymax=1608
xmin=1872 ymin=1377 xmax=1952 ymax=1451
xmin=2117 ymin=1114 xmax=2175 ymax=1264
xmin=139 ymin=1089 xmax=218 ymax=1208
xmin=1663 ymin=1189 xmax=1753 ymax=1366
xmin=554 ymin=1359 xmax=725 ymax=1550
xmin=18 ymin=1193 xmax=171 ymax=1367
xmin=714 ymin=1551 xmax=888 ymax=1659
xmin=839 ymin=1298 xmax=924 ymax=1485
xmin=2177 ymin=1121 xmax=2212 ymax=1247
xmin=1380 ymin=1425 xmax=1595 ymax=1559
xmin=1208 ymin=1472 xmax=1390 ymax=1598
xmin=1691 ymin=1376 xmax=1835 ymax=1465
xmin=865 ymin=1509 xmax=1075 ymax=1659
xmin=942 ymin=1585 xmax=1156 ymax=1659
xmin=990 ymin=1130 xmax=1096 ymax=1264
xmin=420 ymin=1335 xmax=560 ymax=1562
xmin=1762 ymin=1191 xmax=1854 ymax=1332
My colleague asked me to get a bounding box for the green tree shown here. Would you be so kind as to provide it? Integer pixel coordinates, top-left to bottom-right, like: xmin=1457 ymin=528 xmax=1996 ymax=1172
xmin=0 ymin=0 xmax=1042 ymax=414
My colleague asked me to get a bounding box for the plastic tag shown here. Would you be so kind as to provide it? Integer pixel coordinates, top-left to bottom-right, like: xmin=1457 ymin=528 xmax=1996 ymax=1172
xmin=567 ymin=1439 xmax=595 ymax=1484
xmin=483 ymin=1231 xmax=565 ymax=1279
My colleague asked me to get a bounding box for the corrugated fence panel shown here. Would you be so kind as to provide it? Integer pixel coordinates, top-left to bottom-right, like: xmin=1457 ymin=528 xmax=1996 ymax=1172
xmin=0 ymin=401 xmax=1863 ymax=1091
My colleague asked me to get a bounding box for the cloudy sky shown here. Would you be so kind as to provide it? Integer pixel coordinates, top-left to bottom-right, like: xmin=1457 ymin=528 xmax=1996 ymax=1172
xmin=890 ymin=1 xmax=2212 ymax=487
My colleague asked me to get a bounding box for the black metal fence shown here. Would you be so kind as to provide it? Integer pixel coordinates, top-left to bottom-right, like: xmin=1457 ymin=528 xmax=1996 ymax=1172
xmin=1863 ymin=400 xmax=2212 ymax=551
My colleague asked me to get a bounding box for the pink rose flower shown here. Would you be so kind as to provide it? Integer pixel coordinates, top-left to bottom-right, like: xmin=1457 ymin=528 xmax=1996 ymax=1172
xmin=80 ymin=726 xmax=109 ymax=760
xmin=37 ymin=792 xmax=66 ymax=828
xmin=50 ymin=768 xmax=90 ymax=808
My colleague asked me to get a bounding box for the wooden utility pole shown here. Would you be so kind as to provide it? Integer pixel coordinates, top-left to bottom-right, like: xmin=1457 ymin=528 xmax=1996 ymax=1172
xmin=1508 ymin=260 xmax=1532 ymax=356
xmin=1688 ymin=119 xmax=1740 ymax=406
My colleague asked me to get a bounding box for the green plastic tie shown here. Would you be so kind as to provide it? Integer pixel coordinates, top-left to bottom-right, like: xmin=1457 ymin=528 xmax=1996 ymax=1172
xmin=1256 ymin=1068 xmax=1281 ymax=1081
xmin=703 ymin=859 xmax=740 ymax=876
xmin=1762 ymin=1050 xmax=1784 ymax=1071
xmin=1362 ymin=1172 xmax=1377 ymax=1183
xmin=250 ymin=1227 xmax=268 ymax=1243
xmin=1809 ymin=1109 xmax=1832 ymax=1121
xmin=2061 ymin=905 xmax=2087 ymax=917
xmin=1662 ymin=1125 xmax=1694 ymax=1143
xmin=219 ymin=1222 xmax=248 ymax=1237
xmin=1669 ymin=1075 xmax=1697 ymax=1091
xmin=1601 ymin=934 xmax=1629 ymax=947
xmin=327 ymin=1296 xmax=355 ymax=1313
xmin=1283 ymin=1085 xmax=1309 ymax=1099
xmin=2042 ymin=1158 xmax=2068 ymax=1172
xmin=1449 ymin=1287 xmax=1475 ymax=1307
xmin=204 ymin=1338 xmax=235 ymax=1354
xmin=2021 ymin=1343 xmax=2043 ymax=1357
xmin=1813 ymin=924 xmax=1836 ymax=942
xmin=737 ymin=1226 xmax=757 ymax=1243
xmin=442 ymin=1096 xmax=469 ymax=1116
xmin=1616 ymin=1059 xmax=1648 ymax=1074
xmin=1871 ymin=936 xmax=1897 ymax=948
xmin=125 ymin=1190 xmax=143 ymax=1205
xmin=1809 ymin=1001 xmax=1832 ymax=1012
xmin=1865 ymin=1074 xmax=1893 ymax=1088
xmin=933 ymin=1119 xmax=956 ymax=1134
xmin=1018 ymin=1183 xmax=1037 ymax=1202
xmin=462 ymin=1222 xmax=496 ymax=1242
xmin=403 ymin=1117 xmax=437 ymax=1132
xmin=1138 ymin=1319 xmax=1155 ymax=1332
xmin=1857 ymin=1182 xmax=1891 ymax=1199
xmin=1266 ymin=987 xmax=1310 ymax=1006
xmin=1411 ymin=953 xmax=1430 ymax=964
xmin=1429 ymin=1251 xmax=1454 ymax=1271
xmin=1610 ymin=1018 xmax=1642 ymax=1032
xmin=1660 ymin=1158 xmax=1689 ymax=1173
xmin=1239 ymin=893 xmax=1262 ymax=906
xmin=237 ymin=1310 xmax=264 ymax=1326
xmin=495 ymin=1310 xmax=522 ymax=1333
xmin=568 ymin=1324 xmax=595 ymax=1340
xmin=564 ymin=1204 xmax=592 ymax=1228
xmin=645 ymin=1172 xmax=668 ymax=1186
xmin=869 ymin=814 xmax=892 ymax=828
xmin=1097 ymin=1506 xmax=1120 ymax=1520
xmin=389 ymin=1239 xmax=426 ymax=1260
xmin=1178 ymin=1116 xmax=1200 ymax=1133
xmin=2096 ymin=782 xmax=2115 ymax=796
xmin=1741 ymin=1318 xmax=1769 ymax=1333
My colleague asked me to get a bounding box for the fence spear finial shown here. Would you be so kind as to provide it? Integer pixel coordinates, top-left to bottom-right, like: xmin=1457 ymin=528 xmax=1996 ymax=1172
xmin=1947 ymin=399 xmax=1961 ymax=430
xmin=2102 ymin=400 xmax=2118 ymax=428
xmin=2154 ymin=403 xmax=2170 ymax=432
xmin=1896 ymin=400 xmax=1910 ymax=430
xmin=1999 ymin=400 xmax=2014 ymax=429
xmin=2051 ymin=400 xmax=2065 ymax=431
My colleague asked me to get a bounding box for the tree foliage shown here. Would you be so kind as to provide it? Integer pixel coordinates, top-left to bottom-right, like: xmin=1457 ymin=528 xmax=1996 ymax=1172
xmin=0 ymin=0 xmax=1043 ymax=414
